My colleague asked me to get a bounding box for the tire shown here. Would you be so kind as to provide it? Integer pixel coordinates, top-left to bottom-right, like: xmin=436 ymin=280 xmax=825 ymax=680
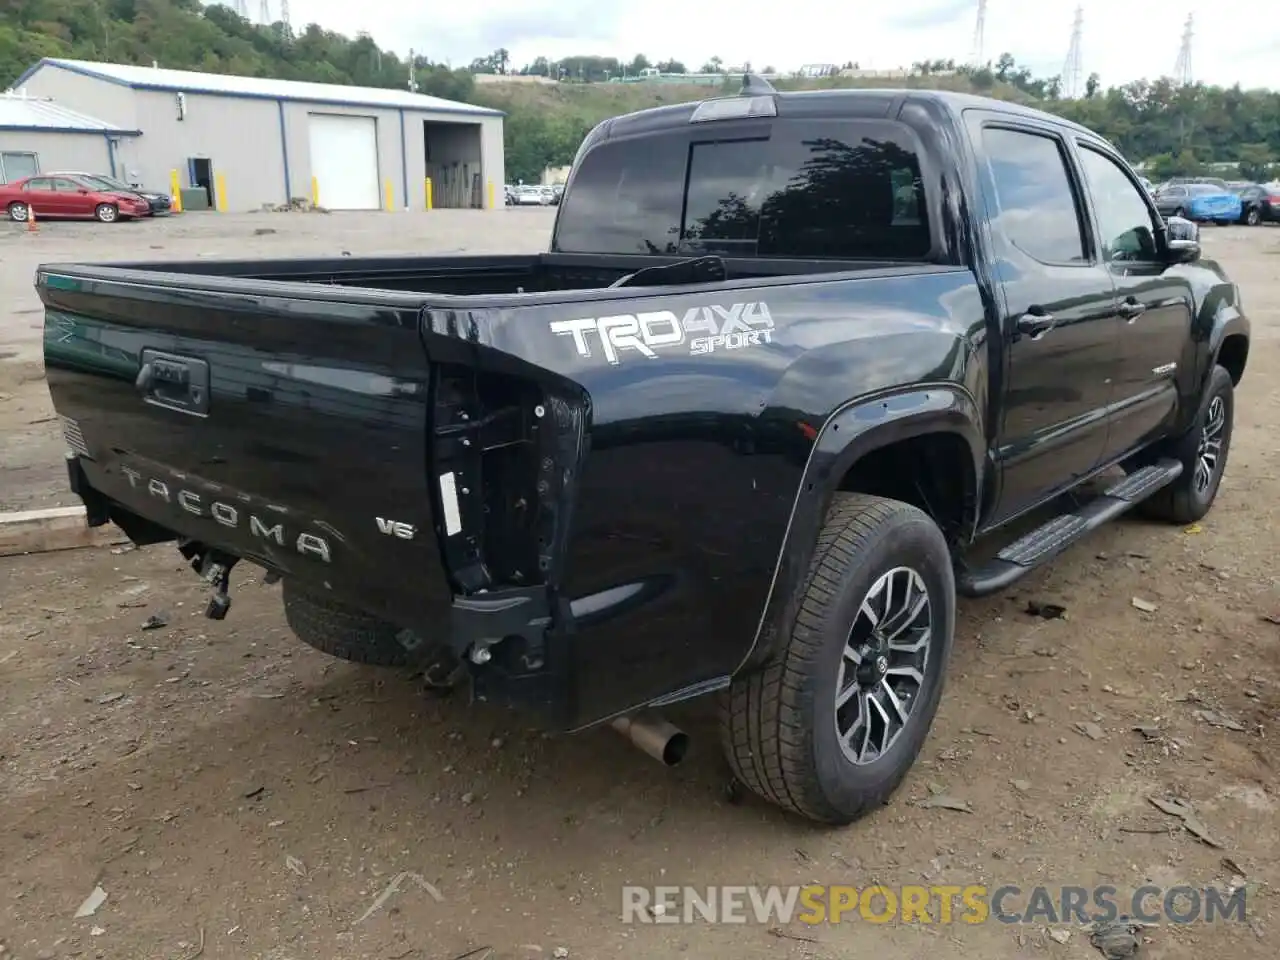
xmin=1245 ymin=207 xmax=1261 ymax=226
xmin=719 ymin=493 xmax=956 ymax=825
xmin=282 ymin=581 xmax=458 ymax=686
xmin=1139 ymin=364 xmax=1234 ymax=525
xmin=94 ymin=203 xmax=118 ymax=223
xmin=7 ymin=202 xmax=29 ymax=222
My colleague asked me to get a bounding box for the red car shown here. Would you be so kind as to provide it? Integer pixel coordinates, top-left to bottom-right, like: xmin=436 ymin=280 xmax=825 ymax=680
xmin=1 ymin=174 xmax=152 ymax=224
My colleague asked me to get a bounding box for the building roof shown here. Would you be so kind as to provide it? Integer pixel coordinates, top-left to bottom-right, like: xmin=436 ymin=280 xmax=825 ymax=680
xmin=0 ymin=93 xmax=140 ymax=134
xmin=15 ymin=58 xmax=503 ymax=118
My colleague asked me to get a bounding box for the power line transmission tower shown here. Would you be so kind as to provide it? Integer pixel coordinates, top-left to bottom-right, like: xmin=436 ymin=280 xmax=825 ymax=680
xmin=969 ymin=0 xmax=988 ymax=67
xmin=280 ymin=0 xmax=291 ymax=32
xmin=1062 ymin=5 xmax=1084 ymax=97
xmin=259 ymin=0 xmax=270 ymax=24
xmin=233 ymin=0 xmax=248 ymax=17
xmin=1174 ymin=13 xmax=1193 ymax=85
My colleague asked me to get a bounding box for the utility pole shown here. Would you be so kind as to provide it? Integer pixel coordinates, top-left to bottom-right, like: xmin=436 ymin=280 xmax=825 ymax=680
xmin=280 ymin=0 xmax=291 ymax=33
xmin=1174 ymin=13 xmax=1194 ymax=86
xmin=408 ymin=49 xmax=419 ymax=92
xmin=969 ymin=0 xmax=988 ymax=67
xmin=1062 ymin=6 xmax=1084 ymax=98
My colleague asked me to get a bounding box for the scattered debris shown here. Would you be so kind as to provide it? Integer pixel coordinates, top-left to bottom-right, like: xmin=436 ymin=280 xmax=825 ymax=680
xmin=552 ymin=949 xmax=569 ymax=959
xmin=1130 ymin=597 xmax=1158 ymax=613
xmin=1133 ymin=724 xmax=1162 ymax=741
xmin=355 ymin=871 xmax=444 ymax=924
xmin=96 ymin=692 xmax=126 ymax=705
xmin=243 ymin=786 xmax=265 ymax=799
xmin=767 ymin=927 xmax=819 ymax=943
xmin=1075 ymin=721 xmax=1106 ymax=741
xmin=74 ymin=885 xmax=108 ymax=918
xmin=285 ymin=855 xmax=307 ymax=877
xmin=1194 ymin=709 xmax=1245 ymax=732
xmin=1011 ymin=779 xmax=1033 ymax=794
xmin=1048 ymin=927 xmax=1073 ymax=944
xmin=1260 ymin=613 xmax=1280 ymax=626
xmin=1026 ymin=600 xmax=1067 ymax=619
xmin=253 ymin=228 xmax=278 ymax=236
xmin=1148 ymin=795 xmax=1223 ymax=848
xmin=918 ymin=794 xmax=973 ymax=813
xmin=1089 ymin=919 xmax=1143 ymax=959
xmin=141 ymin=613 xmax=169 ymax=630
xmin=0 ymin=650 xmax=17 ymax=665
xmin=178 ymin=926 xmax=205 ymax=960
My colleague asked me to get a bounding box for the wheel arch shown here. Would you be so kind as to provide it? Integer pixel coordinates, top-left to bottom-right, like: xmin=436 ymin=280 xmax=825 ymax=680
xmin=736 ymin=383 xmax=983 ymax=675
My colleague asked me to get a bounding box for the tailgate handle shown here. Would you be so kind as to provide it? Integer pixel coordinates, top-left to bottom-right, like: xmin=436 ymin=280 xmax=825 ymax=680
xmin=136 ymin=349 xmax=210 ymax=416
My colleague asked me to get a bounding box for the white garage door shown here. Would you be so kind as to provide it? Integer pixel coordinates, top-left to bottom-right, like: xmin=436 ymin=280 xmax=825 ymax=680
xmin=308 ymin=114 xmax=380 ymax=210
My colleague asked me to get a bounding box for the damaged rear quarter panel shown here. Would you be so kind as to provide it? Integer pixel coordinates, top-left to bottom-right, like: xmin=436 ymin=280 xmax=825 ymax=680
xmin=466 ymin=267 xmax=986 ymax=727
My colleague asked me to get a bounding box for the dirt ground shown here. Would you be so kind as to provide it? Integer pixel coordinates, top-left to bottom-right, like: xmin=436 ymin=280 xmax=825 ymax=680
xmin=1 ymin=213 xmax=1278 ymax=960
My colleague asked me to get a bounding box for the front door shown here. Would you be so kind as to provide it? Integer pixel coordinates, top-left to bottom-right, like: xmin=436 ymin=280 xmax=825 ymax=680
xmin=971 ymin=119 xmax=1121 ymax=526
xmin=1073 ymin=143 xmax=1195 ymax=458
xmin=50 ymin=177 xmax=93 ymax=217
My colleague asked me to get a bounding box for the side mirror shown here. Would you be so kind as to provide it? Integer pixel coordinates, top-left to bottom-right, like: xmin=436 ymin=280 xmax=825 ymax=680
xmin=1167 ymin=239 xmax=1201 ymax=264
xmin=1164 ymin=215 xmax=1201 ymax=263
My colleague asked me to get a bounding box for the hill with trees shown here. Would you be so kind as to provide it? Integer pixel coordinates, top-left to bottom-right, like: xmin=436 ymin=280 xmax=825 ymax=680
xmin=3 ymin=0 xmax=1278 ymax=184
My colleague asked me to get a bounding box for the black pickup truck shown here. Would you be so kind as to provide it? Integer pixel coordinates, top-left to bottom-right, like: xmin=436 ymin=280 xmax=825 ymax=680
xmin=39 ymin=79 xmax=1249 ymax=826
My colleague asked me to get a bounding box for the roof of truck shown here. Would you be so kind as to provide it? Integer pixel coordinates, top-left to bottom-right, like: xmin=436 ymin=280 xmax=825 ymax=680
xmin=603 ymin=85 xmax=1097 ymax=143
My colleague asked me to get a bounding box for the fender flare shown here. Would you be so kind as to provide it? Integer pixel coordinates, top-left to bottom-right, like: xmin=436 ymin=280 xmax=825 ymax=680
xmin=735 ymin=382 xmax=984 ymax=674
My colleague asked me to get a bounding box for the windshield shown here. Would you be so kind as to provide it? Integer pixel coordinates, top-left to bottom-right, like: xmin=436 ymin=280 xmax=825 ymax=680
xmin=80 ymin=175 xmax=133 ymax=191
xmin=553 ymin=117 xmax=932 ymax=260
xmin=1187 ymin=184 xmax=1222 ymax=196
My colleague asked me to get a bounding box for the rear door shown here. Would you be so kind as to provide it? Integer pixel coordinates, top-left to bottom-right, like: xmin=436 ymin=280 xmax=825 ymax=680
xmin=1073 ymin=141 xmax=1194 ymax=458
xmin=22 ymin=177 xmax=59 ymax=216
xmin=967 ymin=115 xmax=1121 ymax=524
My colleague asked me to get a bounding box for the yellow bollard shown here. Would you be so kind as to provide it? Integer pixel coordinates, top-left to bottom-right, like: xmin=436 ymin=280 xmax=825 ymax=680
xmin=425 ymin=177 xmax=433 ymax=211
xmin=169 ymin=170 xmax=183 ymax=213
xmin=488 ymin=180 xmax=495 ymax=209
xmin=310 ymin=176 xmax=319 ymax=208
xmin=214 ymin=172 xmax=227 ymax=212
xmin=384 ymin=179 xmax=394 ymax=212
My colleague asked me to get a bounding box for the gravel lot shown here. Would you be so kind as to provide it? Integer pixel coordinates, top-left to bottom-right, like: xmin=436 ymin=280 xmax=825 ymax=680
xmin=1 ymin=212 xmax=1278 ymax=960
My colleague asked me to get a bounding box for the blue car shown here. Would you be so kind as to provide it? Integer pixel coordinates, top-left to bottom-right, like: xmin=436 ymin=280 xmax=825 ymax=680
xmin=1153 ymin=182 xmax=1243 ymax=224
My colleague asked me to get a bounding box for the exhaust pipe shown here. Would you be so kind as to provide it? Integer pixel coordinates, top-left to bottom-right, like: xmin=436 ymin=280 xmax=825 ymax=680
xmin=611 ymin=712 xmax=689 ymax=767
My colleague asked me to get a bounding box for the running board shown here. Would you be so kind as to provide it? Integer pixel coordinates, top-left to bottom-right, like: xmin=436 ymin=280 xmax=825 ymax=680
xmin=956 ymin=459 xmax=1183 ymax=598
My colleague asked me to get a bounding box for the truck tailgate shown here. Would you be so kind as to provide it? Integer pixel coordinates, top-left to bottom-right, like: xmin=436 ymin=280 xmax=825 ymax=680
xmin=39 ymin=267 xmax=457 ymax=630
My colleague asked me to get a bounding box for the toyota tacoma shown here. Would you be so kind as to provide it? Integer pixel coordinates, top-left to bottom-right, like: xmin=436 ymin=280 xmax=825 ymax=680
xmin=38 ymin=79 xmax=1249 ymax=825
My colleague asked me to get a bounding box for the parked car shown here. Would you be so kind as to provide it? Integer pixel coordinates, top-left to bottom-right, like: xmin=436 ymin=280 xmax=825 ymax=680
xmin=47 ymin=172 xmax=174 ymax=216
xmin=1151 ymin=182 xmax=1243 ymax=224
xmin=512 ymin=185 xmax=549 ymax=206
xmin=39 ymin=82 xmax=1248 ymax=825
xmin=1229 ymin=183 xmax=1280 ymax=225
xmin=1 ymin=175 xmax=151 ymax=223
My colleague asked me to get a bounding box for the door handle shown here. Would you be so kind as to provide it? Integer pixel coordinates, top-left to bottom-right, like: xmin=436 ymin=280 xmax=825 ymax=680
xmin=1016 ymin=311 xmax=1056 ymax=340
xmin=136 ymin=349 xmax=210 ymax=416
xmin=1118 ymin=297 xmax=1147 ymax=322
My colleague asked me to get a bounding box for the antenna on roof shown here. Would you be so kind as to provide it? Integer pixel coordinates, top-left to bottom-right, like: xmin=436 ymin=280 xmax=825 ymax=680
xmin=739 ymin=73 xmax=776 ymax=96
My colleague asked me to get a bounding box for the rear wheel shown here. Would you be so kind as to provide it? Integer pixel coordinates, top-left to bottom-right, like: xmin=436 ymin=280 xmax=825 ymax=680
xmin=7 ymin=202 xmax=29 ymax=222
xmin=1139 ymin=364 xmax=1234 ymax=524
xmin=719 ymin=493 xmax=955 ymax=824
xmin=1246 ymin=207 xmax=1261 ymax=226
xmin=282 ymin=581 xmax=464 ymax=688
xmin=94 ymin=203 xmax=118 ymax=223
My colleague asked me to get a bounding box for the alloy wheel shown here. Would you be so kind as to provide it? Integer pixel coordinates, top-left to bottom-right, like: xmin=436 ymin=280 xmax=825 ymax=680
xmin=835 ymin=566 xmax=933 ymax=766
xmin=1194 ymin=395 xmax=1226 ymax=495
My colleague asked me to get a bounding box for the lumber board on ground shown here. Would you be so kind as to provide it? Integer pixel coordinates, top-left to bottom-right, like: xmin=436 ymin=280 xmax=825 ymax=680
xmin=0 ymin=506 xmax=127 ymax=558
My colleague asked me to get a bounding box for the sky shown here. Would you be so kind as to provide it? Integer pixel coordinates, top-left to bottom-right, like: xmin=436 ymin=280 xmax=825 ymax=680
xmin=281 ymin=0 xmax=1278 ymax=92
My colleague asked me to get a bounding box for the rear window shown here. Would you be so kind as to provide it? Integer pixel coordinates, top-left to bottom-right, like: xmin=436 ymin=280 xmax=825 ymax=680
xmin=1187 ymin=184 xmax=1220 ymax=196
xmin=552 ymin=119 xmax=931 ymax=260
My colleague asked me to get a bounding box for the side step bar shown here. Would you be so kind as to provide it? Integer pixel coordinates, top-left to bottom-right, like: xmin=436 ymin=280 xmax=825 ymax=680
xmin=957 ymin=459 xmax=1183 ymax=598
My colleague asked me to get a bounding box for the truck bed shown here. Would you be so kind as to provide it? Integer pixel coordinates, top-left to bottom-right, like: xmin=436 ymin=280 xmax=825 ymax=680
xmin=39 ymin=251 xmax=977 ymax=727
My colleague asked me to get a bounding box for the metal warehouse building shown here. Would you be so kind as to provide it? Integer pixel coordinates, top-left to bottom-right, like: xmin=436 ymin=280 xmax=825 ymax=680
xmin=0 ymin=92 xmax=140 ymax=184
xmin=10 ymin=58 xmax=505 ymax=212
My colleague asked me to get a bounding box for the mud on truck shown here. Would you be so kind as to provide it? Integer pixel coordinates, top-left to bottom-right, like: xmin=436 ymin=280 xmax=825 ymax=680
xmin=39 ymin=78 xmax=1249 ymax=824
